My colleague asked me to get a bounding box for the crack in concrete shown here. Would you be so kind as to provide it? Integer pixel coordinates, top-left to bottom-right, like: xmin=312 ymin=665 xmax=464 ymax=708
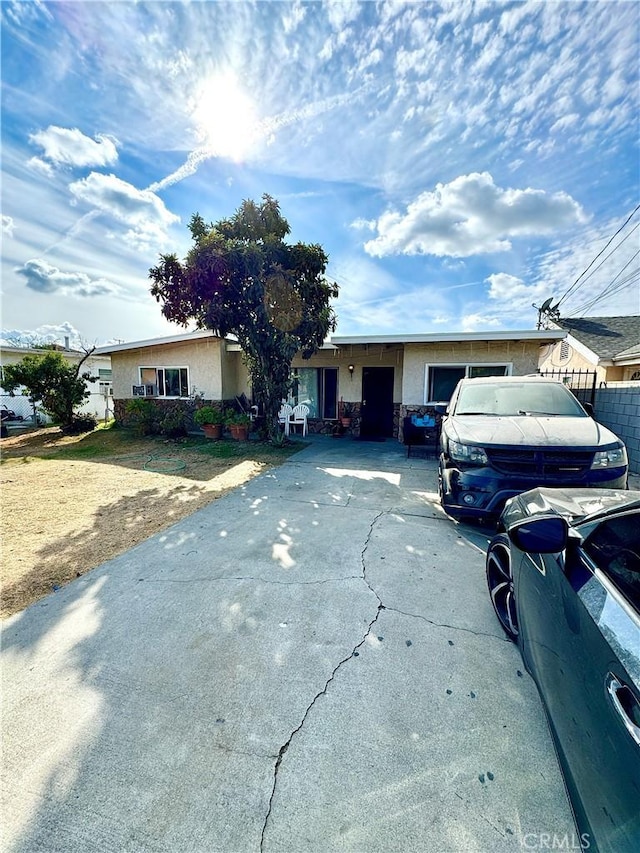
xmin=358 ymin=510 xmax=504 ymax=644
xmin=212 ymin=742 xmax=278 ymax=760
xmin=259 ymin=601 xmax=383 ymax=852
xmin=258 ymin=508 xmax=498 ymax=849
xmin=259 ymin=509 xmax=387 ymax=852
xmin=360 ymin=509 xmax=387 ymax=606
xmin=381 ymin=605 xmax=510 ymax=642
xmin=143 ymin=575 xmax=362 ymax=586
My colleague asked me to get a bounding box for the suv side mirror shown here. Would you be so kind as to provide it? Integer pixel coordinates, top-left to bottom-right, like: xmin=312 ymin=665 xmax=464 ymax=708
xmin=508 ymin=516 xmax=569 ymax=553
xmin=434 ymin=403 xmax=448 ymax=416
xmin=582 ymin=402 xmax=594 ymax=417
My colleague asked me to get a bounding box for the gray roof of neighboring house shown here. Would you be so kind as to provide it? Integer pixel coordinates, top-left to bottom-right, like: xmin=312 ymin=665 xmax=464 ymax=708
xmin=558 ymin=315 xmax=640 ymax=360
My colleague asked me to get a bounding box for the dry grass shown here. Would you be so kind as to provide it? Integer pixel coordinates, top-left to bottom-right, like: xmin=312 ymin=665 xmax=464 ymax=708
xmin=1 ymin=425 xmax=301 ymax=618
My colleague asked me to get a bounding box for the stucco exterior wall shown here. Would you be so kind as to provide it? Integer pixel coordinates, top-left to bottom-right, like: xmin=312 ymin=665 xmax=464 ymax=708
xmin=293 ymin=344 xmax=404 ymax=404
xmin=111 ymin=338 xmax=223 ymax=399
xmin=220 ymin=346 xmax=251 ymax=400
xmin=538 ymin=339 xmax=639 ymax=383
xmin=538 ymin=340 xmax=609 ymax=383
xmin=402 ymin=341 xmax=543 ymax=404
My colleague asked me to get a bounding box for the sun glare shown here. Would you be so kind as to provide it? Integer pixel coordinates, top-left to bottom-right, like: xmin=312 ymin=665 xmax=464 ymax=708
xmin=192 ymin=73 xmax=258 ymax=162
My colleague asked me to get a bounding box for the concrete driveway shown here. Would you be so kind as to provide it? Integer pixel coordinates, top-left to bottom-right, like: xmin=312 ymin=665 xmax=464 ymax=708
xmin=2 ymin=437 xmax=576 ymax=853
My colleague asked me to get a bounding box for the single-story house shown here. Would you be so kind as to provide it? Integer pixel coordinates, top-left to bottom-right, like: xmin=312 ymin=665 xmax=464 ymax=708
xmin=94 ymin=327 xmax=566 ymax=440
xmin=539 ymin=315 xmax=640 ymax=385
xmin=0 ymin=342 xmax=113 ymax=422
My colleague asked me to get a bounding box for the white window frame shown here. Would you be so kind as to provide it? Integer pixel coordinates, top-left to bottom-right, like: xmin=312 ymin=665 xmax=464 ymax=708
xmin=139 ymin=366 xmax=190 ymax=398
xmin=424 ymin=362 xmax=512 ymax=404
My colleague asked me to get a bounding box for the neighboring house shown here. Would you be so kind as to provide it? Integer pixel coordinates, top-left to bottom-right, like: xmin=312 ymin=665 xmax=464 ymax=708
xmin=538 ymin=315 xmax=640 ymax=475
xmin=95 ymin=327 xmax=566 ymax=440
xmin=539 ymin=315 xmax=640 ymax=384
xmin=0 ymin=342 xmax=113 ymax=422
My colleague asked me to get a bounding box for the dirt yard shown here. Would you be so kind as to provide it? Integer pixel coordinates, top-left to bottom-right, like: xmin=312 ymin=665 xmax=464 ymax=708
xmin=1 ymin=427 xmax=298 ymax=618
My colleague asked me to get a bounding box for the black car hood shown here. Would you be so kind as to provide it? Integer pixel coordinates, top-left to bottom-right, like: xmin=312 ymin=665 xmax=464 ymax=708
xmin=503 ymin=487 xmax=640 ymax=527
xmin=447 ymin=414 xmax=619 ymax=448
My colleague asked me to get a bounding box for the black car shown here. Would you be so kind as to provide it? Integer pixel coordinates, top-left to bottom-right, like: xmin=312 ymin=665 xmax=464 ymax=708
xmin=437 ymin=376 xmax=628 ymax=523
xmin=486 ymin=487 xmax=640 ymax=853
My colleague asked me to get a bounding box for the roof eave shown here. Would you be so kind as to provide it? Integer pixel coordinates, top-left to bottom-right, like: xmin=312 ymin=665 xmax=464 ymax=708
xmin=94 ymin=329 xmax=221 ymax=355
xmin=330 ymin=330 xmax=566 ymax=345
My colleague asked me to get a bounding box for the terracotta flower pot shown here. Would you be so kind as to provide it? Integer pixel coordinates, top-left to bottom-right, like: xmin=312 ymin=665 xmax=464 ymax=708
xmin=230 ymin=424 xmax=249 ymax=441
xmin=202 ymin=423 xmax=222 ymax=440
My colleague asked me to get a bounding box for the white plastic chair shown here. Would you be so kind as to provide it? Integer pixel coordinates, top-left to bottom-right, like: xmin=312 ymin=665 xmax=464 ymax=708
xmin=278 ymin=403 xmax=293 ymax=436
xmin=290 ymin=404 xmax=310 ymax=437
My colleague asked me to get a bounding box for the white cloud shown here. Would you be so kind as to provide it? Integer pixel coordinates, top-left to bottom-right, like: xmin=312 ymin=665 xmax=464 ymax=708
xmin=26 ymin=156 xmax=54 ymax=177
xmin=325 ymin=0 xmax=361 ymax=31
xmin=15 ymin=259 xmax=118 ymax=298
xmin=29 ymin=126 xmax=119 ymax=169
xmin=283 ymin=1 xmax=306 ymax=34
xmin=460 ymin=313 xmax=503 ymax=333
xmin=0 ymin=322 xmax=85 ymax=349
xmin=364 ymin=172 xmax=588 ymax=258
xmin=2 ymin=215 xmax=15 ymax=237
xmin=349 ymin=217 xmax=376 ymax=231
xmin=68 ymin=172 xmax=179 ymax=247
xmin=485 ymin=272 xmax=549 ymax=313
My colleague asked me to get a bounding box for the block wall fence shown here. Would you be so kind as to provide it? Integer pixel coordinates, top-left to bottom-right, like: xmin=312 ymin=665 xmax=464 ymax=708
xmin=592 ymin=385 xmax=640 ymax=475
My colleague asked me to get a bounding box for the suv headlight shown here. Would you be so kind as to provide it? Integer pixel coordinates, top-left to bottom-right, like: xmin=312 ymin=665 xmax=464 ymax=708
xmin=591 ymin=444 xmax=628 ymax=469
xmin=449 ymin=440 xmax=488 ymax=465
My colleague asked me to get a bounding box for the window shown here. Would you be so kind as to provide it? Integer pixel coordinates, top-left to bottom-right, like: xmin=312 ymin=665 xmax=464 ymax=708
xmin=139 ymin=367 xmax=189 ymax=398
xmin=425 ymin=364 xmax=510 ymax=403
xmin=290 ymin=367 xmax=338 ymax=418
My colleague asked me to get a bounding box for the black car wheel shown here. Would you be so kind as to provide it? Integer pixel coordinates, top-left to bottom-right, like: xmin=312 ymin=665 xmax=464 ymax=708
xmin=486 ymin=533 xmax=519 ymax=641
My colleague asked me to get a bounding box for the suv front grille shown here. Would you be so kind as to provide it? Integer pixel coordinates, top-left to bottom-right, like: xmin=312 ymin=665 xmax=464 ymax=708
xmin=487 ymin=448 xmax=594 ymax=479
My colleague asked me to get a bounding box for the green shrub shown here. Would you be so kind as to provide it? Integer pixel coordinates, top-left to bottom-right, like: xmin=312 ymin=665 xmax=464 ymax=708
xmin=224 ymin=409 xmax=251 ymax=426
xmin=61 ymin=413 xmax=98 ymax=435
xmin=194 ymin=405 xmax=224 ymax=426
xmin=124 ymin=399 xmax=159 ymax=436
xmin=160 ymin=408 xmax=188 ymax=438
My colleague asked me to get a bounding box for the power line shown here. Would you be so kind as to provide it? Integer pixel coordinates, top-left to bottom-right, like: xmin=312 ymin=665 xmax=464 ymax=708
xmin=564 ymin=223 xmax=639 ymax=291
xmin=567 ymin=255 xmax=640 ymax=316
xmin=557 ymin=203 xmax=640 ymax=308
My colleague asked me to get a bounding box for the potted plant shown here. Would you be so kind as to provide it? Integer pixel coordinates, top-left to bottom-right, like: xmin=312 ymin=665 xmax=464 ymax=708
xmin=226 ymin=410 xmax=251 ymax=441
xmin=194 ymin=405 xmax=224 ymax=439
xmin=338 ymin=398 xmax=353 ymax=428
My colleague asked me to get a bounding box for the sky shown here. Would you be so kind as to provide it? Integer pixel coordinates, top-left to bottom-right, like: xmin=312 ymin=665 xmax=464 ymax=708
xmin=1 ymin=0 xmax=639 ymax=350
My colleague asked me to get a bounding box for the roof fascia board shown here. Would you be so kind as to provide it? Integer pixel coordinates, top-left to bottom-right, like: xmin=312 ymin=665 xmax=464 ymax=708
xmin=566 ymin=333 xmax=600 ymax=365
xmin=330 ymin=330 xmax=565 ymax=345
xmin=614 ymin=355 xmax=640 ymax=366
xmin=94 ymin=330 xmax=220 ymax=355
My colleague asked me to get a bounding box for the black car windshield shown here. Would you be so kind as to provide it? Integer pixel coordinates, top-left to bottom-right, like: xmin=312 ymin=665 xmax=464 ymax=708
xmin=454 ymin=382 xmax=587 ymax=417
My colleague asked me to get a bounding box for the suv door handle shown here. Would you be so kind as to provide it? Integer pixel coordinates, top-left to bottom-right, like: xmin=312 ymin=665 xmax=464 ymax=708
xmin=606 ymin=674 xmax=640 ymax=746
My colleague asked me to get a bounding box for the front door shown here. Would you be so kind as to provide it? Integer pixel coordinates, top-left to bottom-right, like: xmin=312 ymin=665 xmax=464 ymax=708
xmin=361 ymin=367 xmax=394 ymax=438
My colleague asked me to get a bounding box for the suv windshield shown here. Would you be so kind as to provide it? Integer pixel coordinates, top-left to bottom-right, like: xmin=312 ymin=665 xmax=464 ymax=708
xmin=455 ymin=382 xmax=587 ymax=417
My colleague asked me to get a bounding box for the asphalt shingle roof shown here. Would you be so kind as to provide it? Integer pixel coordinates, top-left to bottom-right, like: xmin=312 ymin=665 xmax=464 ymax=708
xmin=559 ymin=315 xmax=640 ymax=359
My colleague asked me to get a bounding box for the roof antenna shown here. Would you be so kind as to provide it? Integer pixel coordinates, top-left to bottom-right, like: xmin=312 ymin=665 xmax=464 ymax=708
xmin=533 ymin=297 xmax=560 ymax=329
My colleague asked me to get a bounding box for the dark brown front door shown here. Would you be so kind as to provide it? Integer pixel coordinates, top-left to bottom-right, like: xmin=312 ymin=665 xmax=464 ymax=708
xmin=361 ymin=367 xmax=394 ymax=438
